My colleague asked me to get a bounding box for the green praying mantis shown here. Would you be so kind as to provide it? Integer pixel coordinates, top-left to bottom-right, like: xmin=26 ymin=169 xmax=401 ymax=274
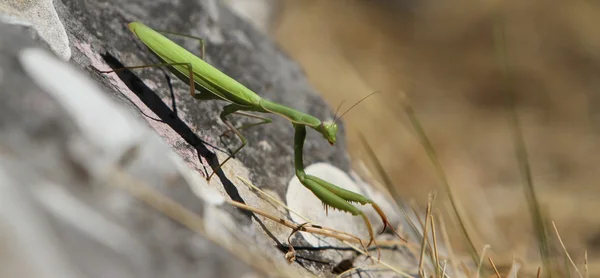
xmin=96 ymin=21 xmax=403 ymax=250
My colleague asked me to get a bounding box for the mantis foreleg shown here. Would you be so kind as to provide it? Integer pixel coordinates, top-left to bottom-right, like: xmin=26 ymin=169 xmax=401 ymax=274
xmin=292 ymin=124 xmax=379 ymax=247
xmin=292 ymin=124 xmax=406 ymax=251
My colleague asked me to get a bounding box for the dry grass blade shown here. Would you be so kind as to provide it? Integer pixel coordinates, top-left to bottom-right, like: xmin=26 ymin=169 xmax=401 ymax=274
xmin=488 ymin=257 xmax=501 ymax=278
xmin=410 ymin=200 xmax=426 ymax=232
xmin=564 ymin=253 xmax=572 ymax=278
xmin=336 ymin=264 xmax=400 ymax=278
xmin=441 ymin=260 xmax=447 ymax=278
xmin=430 ymin=214 xmax=440 ymax=277
xmin=584 ymin=251 xmax=589 ymax=278
xmin=225 ymin=199 xmax=367 ymax=246
xmin=461 ymin=261 xmax=472 ymax=277
xmin=418 ymin=191 xmax=436 ymax=277
xmin=335 ymin=266 xmax=363 ymax=278
xmin=476 ymin=245 xmax=490 ymax=278
xmin=285 ymin=222 xmax=310 ymax=264
xmin=494 ymin=15 xmax=551 ymax=275
xmin=398 ymin=93 xmax=480 ymax=266
xmin=492 ymin=15 xmax=552 ymax=275
xmin=407 ymin=201 xmax=434 ymax=268
xmin=552 ymin=221 xmax=583 ymax=278
xmin=506 ymin=257 xmax=521 ymax=278
xmin=358 ymin=133 xmax=422 ymax=242
xmin=237 ymin=175 xmax=312 ymax=223
xmin=438 ymin=214 xmax=460 ymax=276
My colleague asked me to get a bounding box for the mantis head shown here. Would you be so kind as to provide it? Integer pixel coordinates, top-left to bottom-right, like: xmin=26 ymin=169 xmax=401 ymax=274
xmin=319 ymin=91 xmax=379 ymax=146
xmin=319 ymin=121 xmax=338 ymax=145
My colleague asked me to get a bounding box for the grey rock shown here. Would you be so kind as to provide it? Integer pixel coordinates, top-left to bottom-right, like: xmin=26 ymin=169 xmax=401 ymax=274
xmin=0 ymin=0 xmax=71 ymax=60
xmin=0 ymin=23 xmax=269 ymax=278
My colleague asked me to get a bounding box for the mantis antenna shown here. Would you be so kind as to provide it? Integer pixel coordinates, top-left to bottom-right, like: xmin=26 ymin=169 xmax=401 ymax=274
xmin=333 ymin=100 xmax=347 ymax=121
xmin=334 ymin=91 xmax=380 ymax=124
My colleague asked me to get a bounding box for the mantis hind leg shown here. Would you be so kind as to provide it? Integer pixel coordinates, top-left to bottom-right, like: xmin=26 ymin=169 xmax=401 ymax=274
xmin=220 ymin=111 xmax=272 ymax=140
xmin=208 ymin=105 xmax=272 ymax=181
xmin=93 ymin=61 xmax=199 ymax=98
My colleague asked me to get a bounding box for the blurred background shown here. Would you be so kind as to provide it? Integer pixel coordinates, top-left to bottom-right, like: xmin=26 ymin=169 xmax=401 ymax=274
xmin=223 ymin=0 xmax=600 ymax=274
